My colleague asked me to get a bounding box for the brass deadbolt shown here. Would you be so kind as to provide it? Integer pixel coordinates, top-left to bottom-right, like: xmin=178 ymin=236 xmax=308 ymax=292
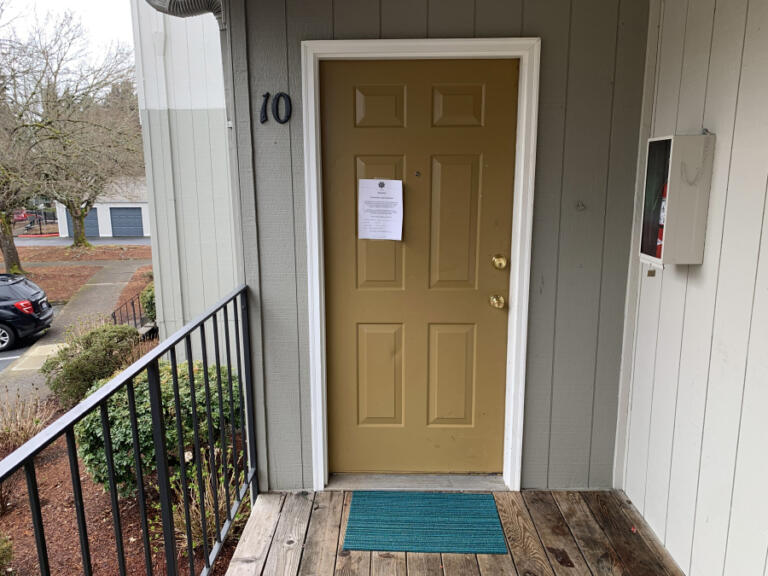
xmin=491 ymin=254 xmax=508 ymax=270
xmin=489 ymin=295 xmax=506 ymax=309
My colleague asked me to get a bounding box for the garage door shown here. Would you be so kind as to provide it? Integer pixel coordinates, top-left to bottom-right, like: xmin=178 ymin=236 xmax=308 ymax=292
xmin=66 ymin=208 xmax=100 ymax=237
xmin=110 ymin=207 xmax=144 ymax=237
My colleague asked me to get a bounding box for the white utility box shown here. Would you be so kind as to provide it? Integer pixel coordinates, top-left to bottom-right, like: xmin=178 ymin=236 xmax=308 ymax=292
xmin=640 ymin=134 xmax=715 ymax=266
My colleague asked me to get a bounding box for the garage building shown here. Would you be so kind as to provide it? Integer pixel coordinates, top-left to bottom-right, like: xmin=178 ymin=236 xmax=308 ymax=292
xmin=56 ymin=177 xmax=150 ymax=239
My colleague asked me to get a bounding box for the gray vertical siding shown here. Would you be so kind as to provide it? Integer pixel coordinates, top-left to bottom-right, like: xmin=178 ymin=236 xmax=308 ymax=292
xmin=225 ymin=0 xmax=649 ymax=489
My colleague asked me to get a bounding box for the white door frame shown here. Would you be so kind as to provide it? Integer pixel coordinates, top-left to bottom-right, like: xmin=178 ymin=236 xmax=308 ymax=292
xmin=301 ymin=38 xmax=541 ymax=491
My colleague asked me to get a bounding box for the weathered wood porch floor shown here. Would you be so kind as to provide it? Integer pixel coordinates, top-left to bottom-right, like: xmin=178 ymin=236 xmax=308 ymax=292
xmin=228 ymin=490 xmax=683 ymax=576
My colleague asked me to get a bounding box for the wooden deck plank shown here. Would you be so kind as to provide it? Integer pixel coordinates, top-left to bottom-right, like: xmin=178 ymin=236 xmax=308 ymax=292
xmin=442 ymin=553 xmax=480 ymax=575
xmin=581 ymin=492 xmax=671 ymax=576
xmin=522 ymin=491 xmax=591 ymax=575
xmin=227 ymin=493 xmax=285 ymax=576
xmin=229 ymin=491 xmax=677 ymax=576
xmin=406 ymin=553 xmax=442 ymax=575
xmin=263 ymin=491 xmax=315 ymax=576
xmin=476 ymin=551 xmax=518 ymax=575
xmin=371 ymin=551 xmax=406 ymax=575
xmin=611 ymin=492 xmax=685 ymax=576
xmin=495 ymin=492 xmax=555 ymax=576
xmin=299 ymin=491 xmax=345 ymax=576
xmin=336 ymin=492 xmax=372 ymax=576
xmin=552 ymin=491 xmax=628 ymax=576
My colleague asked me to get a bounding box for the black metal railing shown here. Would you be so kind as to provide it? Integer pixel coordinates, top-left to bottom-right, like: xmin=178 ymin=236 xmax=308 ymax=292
xmin=112 ymin=291 xmax=147 ymax=329
xmin=0 ymin=285 xmax=257 ymax=576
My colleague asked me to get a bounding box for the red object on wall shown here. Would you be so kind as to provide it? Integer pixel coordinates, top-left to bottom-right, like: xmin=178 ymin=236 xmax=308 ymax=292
xmin=656 ymin=227 xmax=664 ymax=258
xmin=656 ymin=182 xmax=668 ymax=258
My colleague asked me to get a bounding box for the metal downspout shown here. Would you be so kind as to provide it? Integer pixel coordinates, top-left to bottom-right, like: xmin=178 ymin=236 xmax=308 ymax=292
xmin=144 ymin=0 xmax=224 ymax=28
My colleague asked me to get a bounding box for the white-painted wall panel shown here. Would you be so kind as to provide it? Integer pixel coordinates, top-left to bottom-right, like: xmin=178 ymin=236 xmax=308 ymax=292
xmin=623 ymin=265 xmax=662 ymax=504
xmin=642 ymin=0 xmax=714 ymax=544
xmin=690 ymin=1 xmax=768 ymax=571
xmin=725 ymin=184 xmax=768 ymax=576
xmin=131 ymin=0 xmax=238 ymax=338
xmin=619 ymin=0 xmax=768 ymax=574
xmin=132 ymin=1 xmax=225 ymax=110
xmin=665 ymin=1 xmax=746 ymax=567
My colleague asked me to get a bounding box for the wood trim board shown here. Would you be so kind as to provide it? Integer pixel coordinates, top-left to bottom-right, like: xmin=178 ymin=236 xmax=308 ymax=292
xmin=300 ymin=38 xmax=541 ymax=490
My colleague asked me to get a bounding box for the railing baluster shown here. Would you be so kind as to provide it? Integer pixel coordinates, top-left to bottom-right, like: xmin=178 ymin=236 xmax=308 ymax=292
xmin=232 ymin=297 xmax=247 ymax=497
xmin=185 ymin=335 xmax=211 ymax=567
xmin=222 ymin=305 xmax=238 ymax=493
xmin=199 ymin=323 xmax=222 ymax=543
xmin=100 ymin=403 xmax=127 ymax=576
xmin=211 ymin=313 xmax=231 ymax=519
xmin=239 ymin=291 xmax=258 ymax=497
xmin=0 ymin=286 xmax=250 ymax=576
xmin=25 ymin=460 xmax=50 ymax=576
xmin=131 ymin=300 xmax=138 ymax=328
xmin=170 ymin=347 xmax=196 ymax=576
xmin=147 ymin=359 xmax=178 ymax=576
xmin=126 ymin=380 xmax=154 ymax=576
xmin=65 ymin=429 xmax=92 ymax=576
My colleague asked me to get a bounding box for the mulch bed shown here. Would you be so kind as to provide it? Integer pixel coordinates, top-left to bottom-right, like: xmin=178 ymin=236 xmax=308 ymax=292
xmin=20 ymin=266 xmax=102 ymax=305
xmin=0 ymin=266 xmax=101 ymax=305
xmin=117 ymin=265 xmax=153 ymax=309
xmin=0 ymin=434 xmax=243 ymax=575
xmin=17 ymin=246 xmax=152 ymax=262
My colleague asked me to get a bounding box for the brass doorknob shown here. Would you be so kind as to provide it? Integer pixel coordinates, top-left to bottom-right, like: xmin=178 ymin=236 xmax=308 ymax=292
xmin=491 ymin=254 xmax=508 ymax=270
xmin=489 ymin=295 xmax=506 ymax=309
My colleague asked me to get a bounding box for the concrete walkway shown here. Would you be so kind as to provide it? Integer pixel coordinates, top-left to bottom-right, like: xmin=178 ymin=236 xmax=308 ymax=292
xmin=0 ymin=259 xmax=152 ymax=400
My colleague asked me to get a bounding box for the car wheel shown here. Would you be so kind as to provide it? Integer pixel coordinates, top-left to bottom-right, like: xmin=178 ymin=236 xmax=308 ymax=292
xmin=0 ymin=324 xmax=16 ymax=351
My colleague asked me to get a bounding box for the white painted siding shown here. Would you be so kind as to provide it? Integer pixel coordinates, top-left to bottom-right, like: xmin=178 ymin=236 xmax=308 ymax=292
xmin=130 ymin=0 xmax=238 ymax=337
xmin=618 ymin=0 xmax=768 ymax=574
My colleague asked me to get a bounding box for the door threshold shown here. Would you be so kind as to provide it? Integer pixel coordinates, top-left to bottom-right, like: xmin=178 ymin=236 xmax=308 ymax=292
xmin=326 ymin=473 xmax=507 ymax=492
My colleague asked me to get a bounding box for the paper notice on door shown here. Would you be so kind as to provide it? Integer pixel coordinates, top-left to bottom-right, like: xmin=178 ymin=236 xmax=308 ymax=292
xmin=357 ymin=179 xmax=403 ymax=241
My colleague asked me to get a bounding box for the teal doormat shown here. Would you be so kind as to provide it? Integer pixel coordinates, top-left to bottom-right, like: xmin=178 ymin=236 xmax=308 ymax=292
xmin=342 ymin=491 xmax=508 ymax=554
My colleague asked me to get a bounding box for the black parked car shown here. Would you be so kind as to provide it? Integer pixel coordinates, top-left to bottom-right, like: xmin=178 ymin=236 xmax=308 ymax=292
xmin=0 ymin=274 xmax=54 ymax=351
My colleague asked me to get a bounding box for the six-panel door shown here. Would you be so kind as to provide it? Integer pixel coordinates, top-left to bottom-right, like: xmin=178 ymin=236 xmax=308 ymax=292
xmin=321 ymin=59 xmax=518 ymax=473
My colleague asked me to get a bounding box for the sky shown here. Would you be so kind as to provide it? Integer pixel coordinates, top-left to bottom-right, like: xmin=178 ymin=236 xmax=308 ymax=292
xmin=8 ymin=0 xmax=135 ymax=53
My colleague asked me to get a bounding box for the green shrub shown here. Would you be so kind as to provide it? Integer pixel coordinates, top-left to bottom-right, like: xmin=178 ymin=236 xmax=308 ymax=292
xmin=141 ymin=281 xmax=156 ymax=322
xmin=41 ymin=324 xmax=139 ymax=407
xmin=0 ymin=533 xmax=11 ymax=570
xmin=75 ymin=361 xmax=240 ymax=496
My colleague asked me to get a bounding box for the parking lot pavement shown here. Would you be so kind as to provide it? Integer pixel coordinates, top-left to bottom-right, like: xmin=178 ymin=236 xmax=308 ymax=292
xmin=0 ymin=347 xmax=26 ymax=372
xmin=0 ymin=317 xmax=59 ymax=374
xmin=0 ymin=259 xmax=146 ymax=400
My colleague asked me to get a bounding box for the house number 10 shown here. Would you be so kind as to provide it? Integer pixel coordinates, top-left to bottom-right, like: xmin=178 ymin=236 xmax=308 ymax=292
xmin=260 ymin=92 xmax=292 ymax=124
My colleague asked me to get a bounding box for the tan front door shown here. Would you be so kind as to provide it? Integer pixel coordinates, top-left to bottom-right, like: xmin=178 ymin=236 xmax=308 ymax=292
xmin=321 ymin=58 xmax=518 ymax=473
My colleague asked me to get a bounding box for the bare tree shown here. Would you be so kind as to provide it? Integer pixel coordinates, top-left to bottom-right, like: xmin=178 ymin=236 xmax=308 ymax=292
xmin=27 ymin=14 xmax=142 ymax=247
xmin=1 ymin=10 xmax=142 ymax=257
xmin=0 ymin=1 xmax=37 ymax=272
